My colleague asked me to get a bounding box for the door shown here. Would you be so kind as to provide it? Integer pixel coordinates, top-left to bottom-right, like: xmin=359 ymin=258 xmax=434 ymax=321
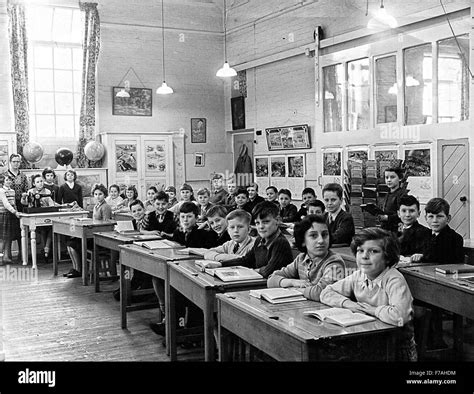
xmin=437 ymin=138 xmax=470 ymax=238
xmin=232 ymin=131 xmax=254 ymax=187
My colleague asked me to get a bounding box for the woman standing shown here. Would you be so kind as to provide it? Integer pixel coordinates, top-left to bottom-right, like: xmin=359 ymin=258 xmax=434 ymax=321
xmin=4 ymin=154 xmax=28 ymax=213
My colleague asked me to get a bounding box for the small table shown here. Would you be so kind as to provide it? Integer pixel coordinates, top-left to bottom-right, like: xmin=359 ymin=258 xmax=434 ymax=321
xmin=399 ymin=264 xmax=474 ymax=359
xmin=19 ymin=210 xmax=88 ymax=269
xmin=93 ymin=231 xmax=162 ymax=292
xmin=52 ymin=218 xmax=116 ymax=285
xmin=216 ymin=290 xmax=399 ymax=361
xmin=167 ymin=260 xmax=267 ymax=361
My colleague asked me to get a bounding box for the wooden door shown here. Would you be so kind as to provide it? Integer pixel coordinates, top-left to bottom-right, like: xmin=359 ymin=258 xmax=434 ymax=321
xmin=437 ymin=138 xmax=470 ymax=238
xmin=232 ymin=131 xmax=254 ymax=187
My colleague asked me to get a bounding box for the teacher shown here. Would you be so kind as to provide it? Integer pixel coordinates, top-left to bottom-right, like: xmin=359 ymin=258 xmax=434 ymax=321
xmin=4 ymin=154 xmax=29 ymax=213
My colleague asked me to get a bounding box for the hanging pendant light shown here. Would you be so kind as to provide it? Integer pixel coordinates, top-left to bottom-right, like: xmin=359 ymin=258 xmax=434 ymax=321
xmin=216 ymin=0 xmax=237 ymax=78
xmin=157 ymin=0 xmax=173 ymax=94
xmin=367 ymin=0 xmax=397 ymax=29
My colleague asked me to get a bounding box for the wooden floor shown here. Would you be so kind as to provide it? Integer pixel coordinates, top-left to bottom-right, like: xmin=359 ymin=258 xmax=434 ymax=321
xmin=0 ymin=260 xmax=203 ymax=362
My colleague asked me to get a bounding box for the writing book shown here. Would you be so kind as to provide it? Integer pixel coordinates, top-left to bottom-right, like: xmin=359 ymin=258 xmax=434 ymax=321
xmin=249 ymin=288 xmax=306 ymax=304
xmin=434 ymin=264 xmax=474 ymax=275
xmin=133 ymin=239 xmax=182 ymax=250
xmin=202 ymin=266 xmax=263 ymax=282
xmin=303 ymin=308 xmax=376 ymax=327
xmin=360 ymin=203 xmax=384 ymax=216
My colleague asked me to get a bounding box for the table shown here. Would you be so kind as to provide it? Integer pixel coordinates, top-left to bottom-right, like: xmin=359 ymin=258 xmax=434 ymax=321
xmin=399 ymin=264 xmax=474 ymax=359
xmin=52 ymin=218 xmax=116 ymax=285
xmin=217 ymin=291 xmax=399 ymax=361
xmin=19 ymin=210 xmax=88 ymax=269
xmin=93 ymin=231 xmax=162 ymax=292
xmin=167 ymin=260 xmax=267 ymax=361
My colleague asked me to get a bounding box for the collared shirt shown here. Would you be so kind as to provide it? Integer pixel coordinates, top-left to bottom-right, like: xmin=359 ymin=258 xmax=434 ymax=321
xmin=258 ymin=229 xmax=281 ymax=249
xmin=204 ymin=235 xmax=255 ymax=262
xmin=329 ymin=207 xmax=342 ymax=222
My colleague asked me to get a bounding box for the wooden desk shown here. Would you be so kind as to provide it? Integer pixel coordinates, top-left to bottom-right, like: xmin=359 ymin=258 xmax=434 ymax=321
xmin=19 ymin=210 xmax=88 ymax=269
xmin=167 ymin=260 xmax=267 ymax=362
xmin=399 ymin=264 xmax=474 ymax=359
xmin=52 ymin=218 xmax=116 ymax=285
xmin=93 ymin=231 xmax=161 ymax=292
xmin=216 ymin=291 xmax=399 ymax=362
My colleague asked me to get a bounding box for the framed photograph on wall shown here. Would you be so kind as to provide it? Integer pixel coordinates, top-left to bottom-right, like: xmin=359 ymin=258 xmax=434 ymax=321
xmin=323 ymin=151 xmax=342 ymax=176
xmin=112 ymin=87 xmax=152 ymax=116
xmin=194 ymin=152 xmax=205 ymax=167
xmin=265 ymin=125 xmax=311 ymax=151
xmin=115 ymin=143 xmax=138 ymax=173
xmin=191 ymin=118 xmax=207 ymax=143
xmin=231 ymin=96 xmax=245 ymax=130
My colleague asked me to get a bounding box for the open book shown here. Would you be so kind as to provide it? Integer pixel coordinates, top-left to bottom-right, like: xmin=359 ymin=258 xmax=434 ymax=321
xmin=434 ymin=264 xmax=474 ymax=275
xmin=114 ymin=220 xmax=135 ymax=233
xmin=133 ymin=239 xmax=182 ymax=249
xmin=178 ymin=248 xmax=207 ymax=256
xmin=360 ymin=203 xmax=384 ymax=216
xmin=202 ymin=266 xmax=263 ymax=282
xmin=303 ymin=308 xmax=376 ymax=327
xmin=249 ymin=288 xmax=306 ymax=304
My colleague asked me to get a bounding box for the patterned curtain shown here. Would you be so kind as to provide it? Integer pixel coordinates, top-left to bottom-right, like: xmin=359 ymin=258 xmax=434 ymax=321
xmin=7 ymin=2 xmax=29 ymax=168
xmin=76 ymin=2 xmax=101 ymax=168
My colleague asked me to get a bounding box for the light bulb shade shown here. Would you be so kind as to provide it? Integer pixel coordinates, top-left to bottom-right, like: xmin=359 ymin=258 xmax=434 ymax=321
xmin=367 ymin=7 xmax=397 ymax=29
xmin=216 ymin=61 xmax=237 ymax=78
xmin=156 ymin=81 xmax=174 ymax=95
xmin=116 ymin=88 xmax=130 ymax=98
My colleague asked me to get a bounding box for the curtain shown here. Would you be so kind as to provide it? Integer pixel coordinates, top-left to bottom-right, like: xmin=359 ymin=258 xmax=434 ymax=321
xmin=76 ymin=2 xmax=101 ymax=168
xmin=7 ymin=2 xmax=29 ymax=168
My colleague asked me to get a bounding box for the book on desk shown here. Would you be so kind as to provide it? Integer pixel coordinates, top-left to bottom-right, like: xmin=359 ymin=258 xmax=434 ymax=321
xmin=303 ymin=307 xmax=376 ymax=327
xmin=200 ymin=265 xmax=263 ymax=282
xmin=434 ymin=264 xmax=474 ymax=275
xmin=249 ymin=288 xmax=306 ymax=304
xmin=133 ymin=239 xmax=181 ymax=249
xmin=177 ymin=247 xmax=206 ymax=256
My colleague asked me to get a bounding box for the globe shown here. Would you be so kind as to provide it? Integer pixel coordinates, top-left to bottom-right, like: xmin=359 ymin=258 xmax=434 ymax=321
xmin=23 ymin=142 xmax=44 ymax=164
xmin=55 ymin=148 xmax=74 ymax=166
xmin=84 ymin=141 xmax=105 ymax=161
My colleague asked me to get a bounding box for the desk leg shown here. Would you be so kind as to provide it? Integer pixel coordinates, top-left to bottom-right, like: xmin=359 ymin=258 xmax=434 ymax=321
xmin=203 ymin=291 xmax=215 ymax=362
xmin=52 ymin=231 xmax=58 ymax=276
xmin=168 ymin=286 xmax=177 ymax=361
xmin=21 ymin=224 xmax=28 ymax=266
xmin=164 ymin=273 xmax=170 ymax=357
xmin=453 ymin=314 xmax=464 ymax=360
xmin=217 ymin=302 xmax=229 ymax=362
xmin=30 ymin=226 xmax=37 ymax=270
xmin=120 ymin=264 xmax=127 ymax=329
xmin=94 ymin=239 xmax=99 ymax=292
xmin=81 ymin=236 xmax=88 ymax=286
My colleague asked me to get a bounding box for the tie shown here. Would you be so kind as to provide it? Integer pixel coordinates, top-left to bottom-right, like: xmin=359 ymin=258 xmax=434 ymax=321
xmin=185 ymin=232 xmax=189 ymax=243
xmin=232 ymin=243 xmax=239 ymax=254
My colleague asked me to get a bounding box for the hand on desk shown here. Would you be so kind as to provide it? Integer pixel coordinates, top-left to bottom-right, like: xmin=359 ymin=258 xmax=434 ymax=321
xmin=410 ymin=253 xmax=423 ymax=262
xmin=280 ymin=278 xmax=308 ymax=288
xmin=356 ymin=302 xmax=377 ymax=316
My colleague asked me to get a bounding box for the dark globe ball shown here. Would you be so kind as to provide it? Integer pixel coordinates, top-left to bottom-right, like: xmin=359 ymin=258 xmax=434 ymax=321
xmin=55 ymin=148 xmax=74 ymax=166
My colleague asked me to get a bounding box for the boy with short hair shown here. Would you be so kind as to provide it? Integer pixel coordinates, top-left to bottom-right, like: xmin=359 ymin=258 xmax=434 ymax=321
xmin=278 ymin=188 xmax=298 ymax=223
xmin=204 ymin=201 xmax=293 ymax=278
xmin=231 ymin=187 xmax=252 ymax=213
xmin=397 ymin=195 xmax=430 ymax=262
xmin=164 ymin=186 xmax=178 ymax=208
xmin=265 ymin=186 xmax=279 ymax=206
xmin=246 ymin=182 xmax=265 ymax=213
xmin=379 ymin=167 xmax=407 ymax=233
xmin=297 ymin=187 xmax=317 ymax=219
xmin=196 ymin=187 xmax=214 ymax=226
xmin=147 ymin=191 xmax=177 ymax=237
xmin=423 ymin=197 xmax=464 ymax=264
xmin=224 ymin=180 xmax=237 ymax=207
xmin=322 ymin=183 xmax=355 ymax=245
xmin=210 ymin=174 xmax=228 ymax=205
xmin=206 ymin=205 xmax=231 ymax=246
xmin=306 ymin=199 xmax=325 ymax=216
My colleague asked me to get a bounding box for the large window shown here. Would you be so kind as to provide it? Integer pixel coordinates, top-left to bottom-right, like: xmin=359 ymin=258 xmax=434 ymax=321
xmin=27 ymin=6 xmax=83 ymax=141
xmin=347 ymin=58 xmax=370 ymax=130
xmin=375 ymin=55 xmax=397 ymax=124
xmin=323 ymin=64 xmax=344 ymax=132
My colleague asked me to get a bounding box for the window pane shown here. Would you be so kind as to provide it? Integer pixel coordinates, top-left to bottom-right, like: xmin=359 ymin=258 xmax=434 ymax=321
xmin=54 ymin=47 xmax=72 ymax=69
xmin=28 ymin=7 xmax=53 ymax=41
xmin=404 ymin=44 xmax=432 ymax=125
xmin=34 ymin=69 xmax=54 ymax=91
xmin=56 ymin=116 xmax=75 ymax=137
xmin=74 ymin=93 xmax=82 ymax=114
xmin=73 ymin=71 xmax=82 ymax=92
xmin=55 ymin=93 xmax=74 ymax=114
xmin=36 ymin=115 xmax=56 ymax=137
xmin=34 ymin=46 xmax=53 ymax=68
xmin=34 ymin=92 xmax=55 ymax=114
xmin=376 ymin=56 xmax=397 ymax=123
xmin=323 ymin=64 xmax=343 ymax=132
xmin=71 ymin=10 xmax=84 ymax=43
xmin=347 ymin=58 xmax=370 ymax=130
xmin=54 ymin=70 xmax=73 ymax=92
xmin=52 ymin=8 xmax=72 ymax=42
xmin=437 ymin=35 xmax=469 ymax=122
xmin=72 ymin=48 xmax=83 ymax=70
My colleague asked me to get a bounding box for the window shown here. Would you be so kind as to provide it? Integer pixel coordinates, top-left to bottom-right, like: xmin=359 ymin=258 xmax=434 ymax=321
xmin=323 ymin=64 xmax=343 ymax=132
xmin=375 ymin=55 xmax=397 ymax=124
xmin=27 ymin=6 xmax=84 ymax=141
xmin=347 ymin=58 xmax=370 ymax=130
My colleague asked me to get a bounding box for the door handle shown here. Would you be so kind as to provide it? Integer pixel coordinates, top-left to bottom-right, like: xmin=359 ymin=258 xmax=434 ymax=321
xmin=460 ymin=196 xmax=467 ymax=202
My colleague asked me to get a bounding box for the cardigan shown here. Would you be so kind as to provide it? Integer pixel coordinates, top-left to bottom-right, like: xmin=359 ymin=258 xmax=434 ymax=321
xmin=203 ymin=235 xmax=255 ymax=262
xmin=324 ymin=209 xmax=355 ymax=245
xmin=279 ymin=203 xmax=298 ymax=223
xmin=92 ymin=200 xmax=113 ymax=220
xmin=57 ymin=182 xmax=83 ymax=208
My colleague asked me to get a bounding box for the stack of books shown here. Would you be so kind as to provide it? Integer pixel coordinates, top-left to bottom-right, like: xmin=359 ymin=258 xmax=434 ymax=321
xmin=249 ymin=288 xmax=306 ymax=304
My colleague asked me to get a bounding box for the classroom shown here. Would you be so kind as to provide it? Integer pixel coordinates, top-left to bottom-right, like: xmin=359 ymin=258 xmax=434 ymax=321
xmin=0 ymin=0 xmax=473 ymax=383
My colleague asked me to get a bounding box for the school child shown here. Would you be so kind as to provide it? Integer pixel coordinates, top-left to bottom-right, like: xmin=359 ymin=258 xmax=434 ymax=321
xmin=64 ymin=184 xmax=113 ymax=278
xmin=168 ymin=183 xmax=197 ymax=216
xmin=57 ymin=170 xmax=83 ymax=208
xmin=397 ymin=195 xmax=431 ymax=262
xmin=297 ymin=187 xmax=317 ymax=219
xmin=0 ymin=174 xmax=21 ymax=264
xmin=231 ymin=187 xmax=252 ymax=213
xmin=423 ymin=197 xmax=464 ymax=265
xmin=146 ymin=191 xmax=177 ymax=237
xmin=206 ymin=205 xmax=231 ymax=247
xmin=196 ymin=187 xmax=214 ymax=227
xmin=202 ymin=209 xmax=255 ymax=262
xmin=246 ymin=182 xmax=265 ymax=213
xmin=378 ymin=167 xmax=407 ymax=233
xmin=306 ymin=200 xmax=325 ymax=216
xmin=42 ymin=167 xmax=59 ymax=203
xmin=210 ymin=174 xmax=228 ymax=205
xmin=278 ymin=188 xmax=298 ymax=223
xmin=204 ymin=201 xmax=293 ymax=278
xmin=164 ymin=186 xmax=178 ymax=208
xmin=320 ymin=227 xmax=417 ymax=361
xmin=105 ymin=184 xmax=124 ymax=211
xmin=265 ymin=186 xmax=279 ymax=206
xmin=322 ymin=183 xmax=355 ymax=245
xmin=114 ymin=185 xmax=138 ymax=214
xmin=224 ymin=180 xmax=237 ymax=208
xmin=144 ymin=186 xmax=158 ymax=213
xmin=268 ymin=214 xmax=345 ymax=301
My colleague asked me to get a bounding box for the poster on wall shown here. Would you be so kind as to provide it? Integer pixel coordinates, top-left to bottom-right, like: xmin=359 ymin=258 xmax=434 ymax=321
xmin=374 ymin=149 xmax=398 ymax=162
xmin=404 ymin=148 xmax=431 ymax=176
xmin=322 ymin=152 xmax=341 ymax=176
xmin=265 ymin=125 xmax=311 ymax=151
xmin=270 ymin=157 xmax=286 ymax=177
xmin=115 ymin=143 xmax=138 ymax=173
xmin=406 ymin=176 xmax=433 ymax=204
xmin=288 ymin=155 xmax=304 ymax=177
xmin=145 ymin=144 xmax=166 ymax=173
xmin=0 ymin=143 xmax=8 ymax=173
xmin=255 ymin=157 xmax=269 ymax=177
xmin=347 ymin=150 xmax=368 ymax=164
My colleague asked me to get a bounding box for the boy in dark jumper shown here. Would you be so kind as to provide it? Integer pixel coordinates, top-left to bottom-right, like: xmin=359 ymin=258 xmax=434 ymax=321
xmin=146 ymin=191 xmax=177 ymax=237
xmin=297 ymin=187 xmax=317 ymax=220
xmin=206 ymin=205 xmax=231 ymax=247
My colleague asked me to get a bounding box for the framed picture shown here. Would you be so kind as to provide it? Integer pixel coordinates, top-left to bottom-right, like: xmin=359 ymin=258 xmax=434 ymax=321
xmin=144 ymin=143 xmax=166 ymax=173
xmin=265 ymin=125 xmax=311 ymax=151
xmin=231 ymin=96 xmax=245 ymax=130
xmin=194 ymin=152 xmax=205 ymax=167
xmin=323 ymin=151 xmax=342 ymax=176
xmin=288 ymin=155 xmax=305 ymax=177
xmin=270 ymin=157 xmax=286 ymax=177
xmin=191 ymin=118 xmax=206 ymax=143
xmin=255 ymin=157 xmax=269 ymax=177
xmin=0 ymin=142 xmax=9 ymax=173
xmin=112 ymin=87 xmax=152 ymax=116
xmin=115 ymin=143 xmax=138 ymax=173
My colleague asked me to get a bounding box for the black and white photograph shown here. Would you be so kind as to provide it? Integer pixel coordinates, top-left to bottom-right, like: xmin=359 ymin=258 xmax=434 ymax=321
xmin=113 ymin=87 xmax=152 ymax=116
xmin=323 ymin=152 xmax=341 ymax=176
xmin=270 ymin=156 xmax=286 ymax=177
xmin=255 ymin=157 xmax=269 ymax=177
xmin=115 ymin=143 xmax=138 ymax=173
